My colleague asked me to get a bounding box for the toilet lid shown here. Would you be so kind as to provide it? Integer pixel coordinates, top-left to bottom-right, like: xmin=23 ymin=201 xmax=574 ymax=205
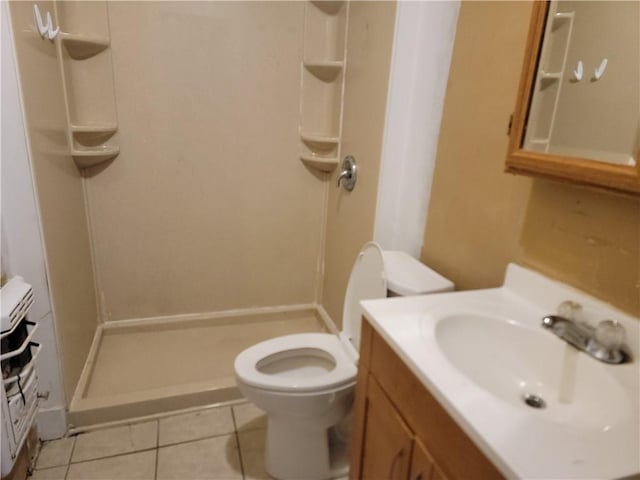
xmin=341 ymin=242 xmax=387 ymax=351
xmin=234 ymin=333 xmax=357 ymax=393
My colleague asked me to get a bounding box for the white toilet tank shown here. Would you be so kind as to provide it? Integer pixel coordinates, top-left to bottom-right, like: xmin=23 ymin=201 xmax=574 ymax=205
xmin=382 ymin=250 xmax=454 ymax=296
xmin=340 ymin=243 xmax=454 ymax=354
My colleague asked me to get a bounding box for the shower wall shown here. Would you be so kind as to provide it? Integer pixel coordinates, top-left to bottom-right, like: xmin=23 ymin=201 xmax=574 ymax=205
xmin=86 ymin=2 xmax=326 ymax=321
xmin=322 ymin=2 xmax=397 ymax=325
xmin=8 ymin=1 xmax=99 ymax=401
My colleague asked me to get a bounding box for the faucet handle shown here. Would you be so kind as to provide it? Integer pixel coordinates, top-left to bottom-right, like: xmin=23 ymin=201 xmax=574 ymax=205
xmin=595 ymin=319 xmax=625 ymax=351
xmin=557 ymin=300 xmax=582 ymax=320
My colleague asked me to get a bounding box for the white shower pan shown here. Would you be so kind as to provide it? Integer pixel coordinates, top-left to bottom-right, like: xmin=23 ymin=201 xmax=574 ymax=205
xmin=68 ymin=307 xmax=328 ymax=428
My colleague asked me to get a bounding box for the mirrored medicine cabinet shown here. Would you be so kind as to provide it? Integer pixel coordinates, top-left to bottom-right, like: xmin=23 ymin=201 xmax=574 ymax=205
xmin=506 ymin=1 xmax=640 ymax=195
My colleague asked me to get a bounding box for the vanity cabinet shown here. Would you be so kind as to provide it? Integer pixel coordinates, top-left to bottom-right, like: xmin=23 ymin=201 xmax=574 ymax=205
xmin=350 ymin=319 xmax=503 ymax=480
xmin=358 ymin=375 xmax=414 ymax=479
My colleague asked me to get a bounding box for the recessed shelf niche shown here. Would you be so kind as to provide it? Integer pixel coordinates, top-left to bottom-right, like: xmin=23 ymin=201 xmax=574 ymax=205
xmin=299 ymin=1 xmax=348 ymax=173
xmin=55 ymin=0 xmax=119 ymax=170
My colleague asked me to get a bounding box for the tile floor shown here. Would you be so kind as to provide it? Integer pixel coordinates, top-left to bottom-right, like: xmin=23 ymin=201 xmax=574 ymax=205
xmin=30 ymin=403 xmax=278 ymax=480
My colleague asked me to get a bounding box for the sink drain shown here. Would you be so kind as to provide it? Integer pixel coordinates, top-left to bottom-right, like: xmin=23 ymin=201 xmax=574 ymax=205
xmin=523 ymin=393 xmax=546 ymax=409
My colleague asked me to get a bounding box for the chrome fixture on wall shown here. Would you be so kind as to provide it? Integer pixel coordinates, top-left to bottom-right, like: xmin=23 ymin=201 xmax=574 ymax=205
xmin=337 ymin=155 xmax=357 ymax=191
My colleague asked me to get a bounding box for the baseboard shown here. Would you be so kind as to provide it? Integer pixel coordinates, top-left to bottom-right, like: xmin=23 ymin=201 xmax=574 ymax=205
xmin=36 ymin=406 xmax=67 ymax=440
xmin=102 ymin=303 xmax=318 ymax=329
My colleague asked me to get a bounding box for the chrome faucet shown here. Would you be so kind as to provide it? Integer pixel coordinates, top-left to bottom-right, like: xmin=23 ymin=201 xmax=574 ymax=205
xmin=541 ymin=302 xmax=629 ymax=364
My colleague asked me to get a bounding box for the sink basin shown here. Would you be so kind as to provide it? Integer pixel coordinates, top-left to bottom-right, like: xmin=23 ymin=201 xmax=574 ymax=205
xmin=361 ymin=264 xmax=640 ymax=479
xmin=433 ymin=311 xmax=632 ymax=430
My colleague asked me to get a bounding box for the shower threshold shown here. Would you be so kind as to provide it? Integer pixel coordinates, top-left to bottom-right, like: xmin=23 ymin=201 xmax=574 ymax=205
xmin=68 ymin=306 xmax=331 ymax=429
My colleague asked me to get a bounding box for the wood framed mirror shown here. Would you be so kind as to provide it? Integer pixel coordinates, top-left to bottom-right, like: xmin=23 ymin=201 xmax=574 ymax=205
xmin=506 ymin=1 xmax=640 ymax=195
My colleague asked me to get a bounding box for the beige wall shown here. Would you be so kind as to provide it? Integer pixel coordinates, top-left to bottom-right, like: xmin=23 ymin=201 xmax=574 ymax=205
xmin=9 ymin=1 xmax=99 ymax=400
xmin=321 ymin=2 xmax=397 ymax=325
xmin=422 ymin=1 xmax=640 ymax=316
xmin=86 ymin=2 xmax=326 ymax=320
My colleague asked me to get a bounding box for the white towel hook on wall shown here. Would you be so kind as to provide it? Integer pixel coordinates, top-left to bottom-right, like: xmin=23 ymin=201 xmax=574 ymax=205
xmin=32 ymin=5 xmax=59 ymax=41
xmin=46 ymin=11 xmax=59 ymax=40
xmin=593 ymin=58 xmax=608 ymax=81
xmin=33 ymin=5 xmax=48 ymax=38
xmin=573 ymin=60 xmax=583 ymax=81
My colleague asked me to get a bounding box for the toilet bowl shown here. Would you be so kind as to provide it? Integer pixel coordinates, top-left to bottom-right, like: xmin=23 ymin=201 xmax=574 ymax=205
xmin=234 ymin=242 xmax=453 ymax=480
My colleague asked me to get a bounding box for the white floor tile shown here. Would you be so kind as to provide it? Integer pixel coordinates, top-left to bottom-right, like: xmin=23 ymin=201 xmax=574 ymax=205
xmin=36 ymin=437 xmax=75 ymax=469
xmin=158 ymin=407 xmax=234 ymax=446
xmin=29 ymin=465 xmax=67 ymax=479
xmin=233 ymin=402 xmax=267 ymax=432
xmin=237 ymin=428 xmax=269 ymax=480
xmin=71 ymin=421 xmax=157 ymax=462
xmin=66 ymin=450 xmax=156 ymax=480
xmin=157 ymin=435 xmax=242 ymax=479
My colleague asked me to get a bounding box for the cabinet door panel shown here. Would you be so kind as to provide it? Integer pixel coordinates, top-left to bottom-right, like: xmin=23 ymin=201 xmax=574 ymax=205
xmin=360 ymin=375 xmax=413 ymax=480
xmin=369 ymin=329 xmax=503 ymax=479
xmin=409 ymin=439 xmax=434 ymax=480
xmin=431 ymin=464 xmax=448 ymax=480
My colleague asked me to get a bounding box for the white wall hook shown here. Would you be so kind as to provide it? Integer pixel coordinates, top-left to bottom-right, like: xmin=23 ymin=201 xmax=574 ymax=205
xmin=33 ymin=5 xmax=48 ymax=38
xmin=572 ymin=60 xmax=583 ymax=81
xmin=46 ymin=12 xmax=59 ymax=40
xmin=593 ymin=58 xmax=608 ymax=81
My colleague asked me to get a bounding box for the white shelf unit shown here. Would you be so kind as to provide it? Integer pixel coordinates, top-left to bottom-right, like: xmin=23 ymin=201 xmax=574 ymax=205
xmin=54 ymin=1 xmax=120 ymax=170
xmin=524 ymin=4 xmax=575 ymax=152
xmin=299 ymin=1 xmax=348 ymax=173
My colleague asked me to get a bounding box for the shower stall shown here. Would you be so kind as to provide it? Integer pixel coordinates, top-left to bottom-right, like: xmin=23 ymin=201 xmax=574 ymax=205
xmin=7 ymin=0 xmax=399 ymax=428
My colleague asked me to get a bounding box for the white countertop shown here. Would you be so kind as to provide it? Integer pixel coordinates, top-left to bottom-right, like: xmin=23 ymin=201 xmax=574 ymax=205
xmin=361 ymin=264 xmax=640 ymax=479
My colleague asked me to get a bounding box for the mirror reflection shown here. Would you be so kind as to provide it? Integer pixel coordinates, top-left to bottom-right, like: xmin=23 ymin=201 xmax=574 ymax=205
xmin=523 ymin=1 xmax=639 ymax=166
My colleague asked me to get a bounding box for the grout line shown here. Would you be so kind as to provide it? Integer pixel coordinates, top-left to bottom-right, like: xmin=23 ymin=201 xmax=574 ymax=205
xmin=67 ymin=446 xmax=158 ymax=466
xmin=68 ymin=399 xmax=250 ymax=436
xmin=230 ymin=407 xmax=246 ymax=480
xmin=235 ymin=431 xmax=246 ymax=480
xmin=157 ymin=429 xmax=238 ymax=450
xmin=230 ymin=405 xmax=238 ymax=432
xmin=154 ymin=419 xmax=160 ymax=480
xmin=64 ymin=436 xmax=77 ymax=480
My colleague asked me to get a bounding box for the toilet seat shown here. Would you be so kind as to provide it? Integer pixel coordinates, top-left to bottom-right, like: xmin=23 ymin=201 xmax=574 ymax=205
xmin=234 ymin=333 xmax=357 ymax=394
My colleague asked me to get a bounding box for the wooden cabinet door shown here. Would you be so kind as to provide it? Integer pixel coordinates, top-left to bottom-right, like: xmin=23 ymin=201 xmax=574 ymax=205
xmin=430 ymin=464 xmax=448 ymax=480
xmin=360 ymin=376 xmax=413 ymax=480
xmin=408 ymin=439 xmax=434 ymax=480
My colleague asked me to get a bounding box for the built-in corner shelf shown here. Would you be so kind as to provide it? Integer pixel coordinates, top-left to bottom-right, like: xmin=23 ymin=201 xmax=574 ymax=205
xmin=56 ymin=1 xmax=119 ymax=172
xmin=310 ymin=1 xmax=344 ymax=15
xmin=300 ymin=154 xmax=339 ymax=172
xmin=299 ymin=1 xmax=348 ymax=178
xmin=70 ymin=123 xmax=118 ymax=134
xmin=540 ymin=70 xmax=562 ymax=88
xmin=304 ymin=61 xmax=343 ymax=81
xmin=72 ymin=146 xmax=120 ymax=169
xmin=71 ymin=123 xmax=118 ymax=147
xmin=300 ymin=133 xmax=340 ymax=151
xmin=60 ymin=32 xmax=110 ymax=59
xmin=553 ymin=11 xmax=574 ymax=24
xmin=540 ymin=71 xmax=562 ymax=80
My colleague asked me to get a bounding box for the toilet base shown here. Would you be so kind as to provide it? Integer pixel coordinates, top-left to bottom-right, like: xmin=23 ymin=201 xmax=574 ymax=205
xmin=265 ymin=417 xmax=344 ymax=480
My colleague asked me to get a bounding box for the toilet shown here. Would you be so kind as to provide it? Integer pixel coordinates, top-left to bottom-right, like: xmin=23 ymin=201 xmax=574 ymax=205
xmin=234 ymin=242 xmax=453 ymax=480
